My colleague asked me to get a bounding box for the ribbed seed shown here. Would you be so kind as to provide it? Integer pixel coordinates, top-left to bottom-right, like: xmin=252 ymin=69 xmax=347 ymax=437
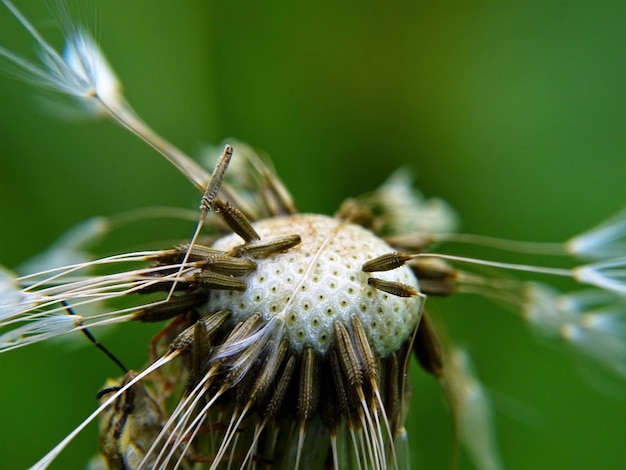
xmin=350 ymin=316 xmax=379 ymax=384
xmin=413 ymin=312 xmax=444 ymax=379
xmin=131 ymin=294 xmax=206 ymax=323
xmin=149 ymin=245 xmax=223 ymax=265
xmin=194 ymin=271 xmax=247 ymax=291
xmin=219 ymin=314 xmax=262 ymax=352
xmin=319 ymin=363 xmax=340 ymax=431
xmin=169 ymin=310 xmax=230 ymax=353
xmin=227 ymin=234 xmax=301 ymax=258
xmin=410 ymin=258 xmax=458 ymax=297
xmin=188 ymin=318 xmax=211 ymax=388
xmin=334 ymin=322 xmax=363 ymax=388
xmin=201 ymin=145 xmax=233 ymax=212
xmin=249 ymin=339 xmax=289 ymax=405
xmin=218 ymin=316 xmax=267 ymax=391
xmin=385 ymin=352 xmax=401 ymax=431
xmin=362 ymin=252 xmax=415 ymax=273
xmin=329 ymin=350 xmax=349 ymax=416
xmin=213 ymin=199 xmax=260 ymax=242
xmin=201 ymin=254 xmax=257 ymax=276
xmin=298 ymin=346 xmax=320 ymax=423
xmin=263 ymin=354 xmax=297 ymax=421
xmin=367 ymin=277 xmax=418 ymax=298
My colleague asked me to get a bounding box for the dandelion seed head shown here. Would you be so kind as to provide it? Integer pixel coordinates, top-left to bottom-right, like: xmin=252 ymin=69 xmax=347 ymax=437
xmin=208 ymin=213 xmax=422 ymax=356
xmin=3 ymin=3 xmax=626 ymax=468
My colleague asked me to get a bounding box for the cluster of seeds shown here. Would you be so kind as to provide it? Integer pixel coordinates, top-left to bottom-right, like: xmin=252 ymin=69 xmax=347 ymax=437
xmin=96 ymin=146 xmax=437 ymax=469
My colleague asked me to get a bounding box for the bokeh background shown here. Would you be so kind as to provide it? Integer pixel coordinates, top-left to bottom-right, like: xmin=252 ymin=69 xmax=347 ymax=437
xmin=1 ymin=1 xmax=625 ymax=469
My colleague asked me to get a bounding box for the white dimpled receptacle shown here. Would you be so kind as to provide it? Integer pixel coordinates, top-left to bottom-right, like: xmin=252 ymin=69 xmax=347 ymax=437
xmin=207 ymin=214 xmax=422 ymax=356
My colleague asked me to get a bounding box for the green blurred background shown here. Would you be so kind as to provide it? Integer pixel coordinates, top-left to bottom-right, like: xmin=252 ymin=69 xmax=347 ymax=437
xmin=1 ymin=1 xmax=625 ymax=469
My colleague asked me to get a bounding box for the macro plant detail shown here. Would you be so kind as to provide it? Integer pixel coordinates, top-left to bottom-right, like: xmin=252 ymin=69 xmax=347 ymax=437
xmin=1 ymin=2 xmax=626 ymax=470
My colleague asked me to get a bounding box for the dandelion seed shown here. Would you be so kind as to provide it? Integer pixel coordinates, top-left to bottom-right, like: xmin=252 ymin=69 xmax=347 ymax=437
xmin=0 ymin=0 xmax=121 ymax=116
xmin=2 ymin=3 xmax=626 ymax=470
